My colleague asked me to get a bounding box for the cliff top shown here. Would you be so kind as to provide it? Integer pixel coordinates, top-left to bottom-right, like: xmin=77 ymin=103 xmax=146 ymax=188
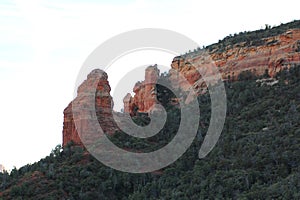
xmin=179 ymin=20 xmax=300 ymax=58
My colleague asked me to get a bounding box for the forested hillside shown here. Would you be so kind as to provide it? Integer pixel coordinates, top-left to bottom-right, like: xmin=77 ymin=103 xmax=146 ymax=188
xmin=0 ymin=65 xmax=299 ymax=199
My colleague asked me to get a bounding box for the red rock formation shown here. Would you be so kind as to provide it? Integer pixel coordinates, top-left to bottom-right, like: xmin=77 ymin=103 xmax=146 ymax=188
xmin=123 ymin=65 xmax=160 ymax=115
xmin=63 ymin=102 xmax=81 ymax=146
xmin=123 ymin=93 xmax=133 ymax=114
xmin=64 ymin=29 xmax=300 ymax=146
xmin=170 ymin=29 xmax=300 ymax=92
xmin=125 ymin=29 xmax=300 ymax=114
xmin=63 ymin=69 xmax=118 ymax=147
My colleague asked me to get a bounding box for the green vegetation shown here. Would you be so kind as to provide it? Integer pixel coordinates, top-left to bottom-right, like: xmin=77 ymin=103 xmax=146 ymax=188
xmin=210 ymin=20 xmax=300 ymax=50
xmin=181 ymin=20 xmax=300 ymax=57
xmin=0 ymin=65 xmax=299 ymax=199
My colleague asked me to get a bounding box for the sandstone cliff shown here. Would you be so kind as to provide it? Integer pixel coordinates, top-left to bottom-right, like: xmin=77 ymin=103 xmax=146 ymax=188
xmin=63 ymin=69 xmax=118 ymax=147
xmin=125 ymin=29 xmax=300 ymax=114
xmin=63 ymin=25 xmax=300 ymax=146
xmin=170 ymin=29 xmax=300 ymax=92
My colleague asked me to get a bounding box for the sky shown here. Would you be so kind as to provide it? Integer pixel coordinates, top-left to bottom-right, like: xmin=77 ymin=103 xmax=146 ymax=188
xmin=0 ymin=0 xmax=299 ymax=171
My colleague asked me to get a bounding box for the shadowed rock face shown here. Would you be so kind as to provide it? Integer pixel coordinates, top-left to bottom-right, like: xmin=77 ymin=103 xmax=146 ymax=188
xmin=62 ymin=69 xmax=118 ymax=147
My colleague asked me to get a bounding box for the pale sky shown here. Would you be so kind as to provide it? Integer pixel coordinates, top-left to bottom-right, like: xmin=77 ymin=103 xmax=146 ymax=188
xmin=0 ymin=0 xmax=299 ymax=171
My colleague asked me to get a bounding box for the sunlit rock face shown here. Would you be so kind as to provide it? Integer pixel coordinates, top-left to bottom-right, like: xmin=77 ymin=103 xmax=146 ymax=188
xmin=123 ymin=65 xmax=160 ymax=116
xmin=64 ymin=29 xmax=300 ymax=147
xmin=125 ymin=30 xmax=300 ymax=115
xmin=62 ymin=69 xmax=118 ymax=147
xmin=170 ymin=29 xmax=300 ymax=92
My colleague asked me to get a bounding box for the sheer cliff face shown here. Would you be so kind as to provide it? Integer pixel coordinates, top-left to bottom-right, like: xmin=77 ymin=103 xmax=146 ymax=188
xmin=63 ymin=102 xmax=81 ymax=146
xmin=170 ymin=29 xmax=300 ymax=91
xmin=62 ymin=70 xmax=118 ymax=147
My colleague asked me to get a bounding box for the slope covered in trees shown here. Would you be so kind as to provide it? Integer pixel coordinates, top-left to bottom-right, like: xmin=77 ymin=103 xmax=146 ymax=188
xmin=0 ymin=65 xmax=299 ymax=199
xmin=183 ymin=19 xmax=300 ymax=56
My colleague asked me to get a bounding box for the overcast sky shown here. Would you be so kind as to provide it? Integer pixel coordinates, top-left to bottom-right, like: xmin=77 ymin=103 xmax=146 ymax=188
xmin=0 ymin=0 xmax=299 ymax=171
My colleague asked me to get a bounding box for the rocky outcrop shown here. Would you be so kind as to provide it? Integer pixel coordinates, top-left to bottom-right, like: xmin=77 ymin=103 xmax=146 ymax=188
xmin=125 ymin=29 xmax=300 ymax=114
xmin=63 ymin=102 xmax=82 ymax=146
xmin=170 ymin=29 xmax=300 ymax=93
xmin=63 ymin=69 xmax=118 ymax=147
xmin=123 ymin=65 xmax=160 ymax=115
xmin=64 ymin=28 xmax=300 ymax=146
